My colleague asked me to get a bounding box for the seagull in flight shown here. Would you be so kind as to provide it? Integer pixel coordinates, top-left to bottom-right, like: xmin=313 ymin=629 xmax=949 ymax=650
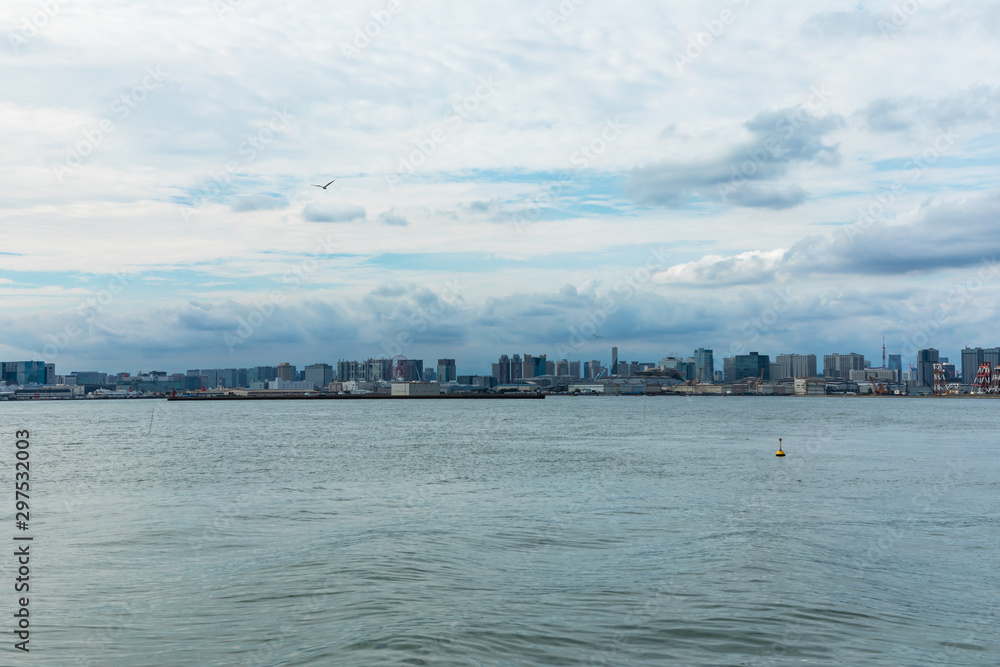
xmin=312 ymin=179 xmax=336 ymax=189
xmin=591 ymin=334 xmax=603 ymax=339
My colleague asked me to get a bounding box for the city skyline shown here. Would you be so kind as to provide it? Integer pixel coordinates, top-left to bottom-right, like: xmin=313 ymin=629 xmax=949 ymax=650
xmin=2 ymin=2 xmax=1000 ymax=374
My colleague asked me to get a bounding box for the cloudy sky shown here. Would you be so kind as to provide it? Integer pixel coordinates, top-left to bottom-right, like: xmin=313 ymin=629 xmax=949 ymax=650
xmin=2 ymin=0 xmax=999 ymax=375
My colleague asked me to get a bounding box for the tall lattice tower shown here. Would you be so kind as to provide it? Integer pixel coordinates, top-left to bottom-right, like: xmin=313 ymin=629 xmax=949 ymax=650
xmin=933 ymin=363 xmax=947 ymax=396
xmin=972 ymin=362 xmax=993 ymax=395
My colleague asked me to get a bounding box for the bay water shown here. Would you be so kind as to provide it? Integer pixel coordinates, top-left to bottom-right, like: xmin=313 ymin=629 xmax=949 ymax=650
xmin=1 ymin=396 xmax=998 ymax=665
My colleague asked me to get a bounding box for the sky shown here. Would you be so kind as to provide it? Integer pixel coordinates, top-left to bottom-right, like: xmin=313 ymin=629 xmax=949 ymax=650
xmin=2 ymin=0 xmax=999 ymax=375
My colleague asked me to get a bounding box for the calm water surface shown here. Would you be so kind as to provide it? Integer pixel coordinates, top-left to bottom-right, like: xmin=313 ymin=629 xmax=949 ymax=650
xmin=1 ymin=396 xmax=998 ymax=665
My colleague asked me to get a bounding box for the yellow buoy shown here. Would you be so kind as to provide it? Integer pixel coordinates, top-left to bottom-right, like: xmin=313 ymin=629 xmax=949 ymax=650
xmin=776 ymin=438 xmax=785 ymax=457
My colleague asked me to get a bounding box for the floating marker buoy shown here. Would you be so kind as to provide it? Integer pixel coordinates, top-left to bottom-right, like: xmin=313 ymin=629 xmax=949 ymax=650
xmin=776 ymin=438 xmax=785 ymax=457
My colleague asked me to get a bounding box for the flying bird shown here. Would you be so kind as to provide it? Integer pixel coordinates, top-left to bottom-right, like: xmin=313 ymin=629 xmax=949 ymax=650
xmin=591 ymin=334 xmax=604 ymax=339
xmin=312 ymin=179 xmax=336 ymax=189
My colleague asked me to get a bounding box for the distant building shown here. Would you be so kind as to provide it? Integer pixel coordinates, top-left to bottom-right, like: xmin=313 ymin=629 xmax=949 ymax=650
xmin=723 ymin=357 xmax=736 ymax=383
xmin=888 ymin=354 xmax=902 ymax=377
xmin=734 ymin=352 xmax=770 ymax=382
xmin=437 ymin=358 xmax=457 ymax=383
xmin=775 ymin=354 xmax=817 ymax=379
xmin=693 ymin=348 xmax=714 ymax=383
xmin=849 ymin=368 xmax=899 ymax=382
xmin=277 ymin=363 xmax=295 ymax=381
xmin=305 ymin=363 xmax=334 ymax=388
xmin=511 ymin=355 xmax=523 ymax=381
xmin=495 ymin=354 xmax=511 ymax=384
xmin=1 ymin=361 xmax=49 ymax=386
xmin=249 ymin=366 xmax=277 ymax=383
xmin=611 ymin=347 xmax=619 ymax=375
xmin=391 ymin=382 xmax=441 ymax=396
xmin=823 ymin=353 xmax=865 ymax=379
xmin=569 ymin=361 xmax=581 ymax=378
xmin=916 ymin=348 xmax=939 ymax=388
xmin=555 ymin=359 xmax=569 ymax=376
xmin=546 ymin=360 xmax=556 ymax=376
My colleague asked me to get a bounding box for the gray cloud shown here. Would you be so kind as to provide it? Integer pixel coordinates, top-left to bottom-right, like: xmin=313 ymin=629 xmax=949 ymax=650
xmin=301 ymin=204 xmax=367 ymax=223
xmin=861 ymin=84 xmax=1000 ymax=133
xmin=378 ymin=210 xmax=409 ymax=226
xmin=657 ymin=189 xmax=1000 ymax=285
xmin=231 ymin=194 xmax=289 ymax=212
xmin=626 ymin=107 xmax=843 ymax=209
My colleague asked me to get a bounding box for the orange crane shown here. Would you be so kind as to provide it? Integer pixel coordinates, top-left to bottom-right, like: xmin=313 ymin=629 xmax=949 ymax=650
xmin=868 ymin=375 xmax=888 ymax=395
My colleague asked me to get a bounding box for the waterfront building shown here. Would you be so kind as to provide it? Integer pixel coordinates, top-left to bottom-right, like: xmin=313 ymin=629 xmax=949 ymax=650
xmin=1 ymin=361 xmax=50 ymax=386
xmin=823 ymin=353 xmax=866 ymax=379
xmin=305 ymin=363 xmax=334 ymax=388
xmin=611 ymin=347 xmax=619 ymax=375
xmin=888 ymin=354 xmax=902 ymax=376
xmin=776 ymin=353 xmax=818 ymax=379
xmin=734 ymin=352 xmax=770 ymax=382
xmin=437 ymin=358 xmax=457 ymax=383
xmin=916 ymin=348 xmax=939 ymax=388
xmin=277 ymin=363 xmax=295 ymax=381
xmin=546 ymin=360 xmax=556 ymax=376
xmin=849 ymin=368 xmax=899 ymax=382
xmin=569 ymin=361 xmax=581 ymax=378
xmin=511 ymin=355 xmax=523 ymax=381
xmin=723 ymin=357 xmax=735 ymax=383
xmin=555 ymin=359 xmax=569 ymax=376
xmin=693 ymin=348 xmax=714 ymax=383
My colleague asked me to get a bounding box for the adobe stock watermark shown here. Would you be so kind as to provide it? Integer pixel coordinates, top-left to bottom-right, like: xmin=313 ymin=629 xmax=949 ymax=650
xmin=673 ymin=0 xmax=752 ymax=72
xmin=7 ymin=0 xmax=71 ymax=53
xmin=379 ymin=279 xmax=465 ymax=358
xmin=212 ymin=0 xmax=244 ymax=20
xmin=843 ymin=129 xmax=959 ymax=244
xmin=340 ymin=0 xmax=405 ymax=59
xmin=539 ymin=0 xmax=589 ymax=32
xmin=513 ymin=117 xmax=628 ymax=233
xmin=878 ymin=0 xmax=925 ymax=37
xmin=899 ymin=256 xmax=1000 ymax=357
xmin=180 ymin=107 xmax=295 ymax=222
xmin=385 ymin=76 xmax=498 ymax=191
xmin=728 ymin=289 xmax=798 ymax=357
xmin=222 ymin=233 xmax=337 ymax=352
xmin=33 ymin=271 xmax=133 ymax=363
xmin=717 ymin=85 xmax=834 ymax=203
xmin=556 ymin=246 xmax=669 ymax=358
xmin=51 ymin=66 xmax=168 ymax=182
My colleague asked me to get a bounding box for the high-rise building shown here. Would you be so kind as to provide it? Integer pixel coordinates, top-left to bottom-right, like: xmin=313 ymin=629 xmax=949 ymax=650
xmin=277 ymin=363 xmax=295 ymax=381
xmin=776 ymin=354 xmax=818 ymax=379
xmin=545 ymin=360 xmax=555 ymax=376
xmin=888 ymin=354 xmax=902 ymax=378
xmin=823 ymin=353 xmax=865 ymax=379
xmin=511 ymin=355 xmax=522 ymax=381
xmin=555 ymin=359 xmax=569 ymax=376
xmin=569 ymin=361 xmax=581 ymax=378
xmin=534 ymin=355 xmax=548 ymax=377
xmin=495 ymin=354 xmax=511 ymax=383
xmin=734 ymin=352 xmax=770 ymax=381
xmin=521 ymin=354 xmax=535 ymax=379
xmin=723 ymin=357 xmax=736 ymax=383
xmin=437 ymin=359 xmax=457 ymax=383
xmin=0 ymin=361 xmax=49 ymax=386
xmin=693 ymin=348 xmax=714 ymax=384
xmin=305 ymin=363 xmax=334 ymax=388
xmin=916 ymin=348 xmax=939 ymax=388
xmin=611 ymin=347 xmax=619 ymax=375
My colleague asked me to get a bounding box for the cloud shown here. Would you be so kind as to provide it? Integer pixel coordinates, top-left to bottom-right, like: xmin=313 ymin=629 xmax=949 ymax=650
xmin=654 ymin=189 xmax=1000 ymax=285
xmin=626 ymin=107 xmax=843 ymax=209
xmin=861 ymin=84 xmax=1000 ymax=133
xmin=231 ymin=194 xmax=290 ymax=212
xmin=301 ymin=204 xmax=367 ymax=223
xmin=378 ymin=210 xmax=409 ymax=226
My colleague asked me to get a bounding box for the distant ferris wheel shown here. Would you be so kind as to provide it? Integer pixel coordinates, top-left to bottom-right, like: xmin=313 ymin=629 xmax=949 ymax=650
xmin=390 ymin=355 xmax=412 ymax=383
